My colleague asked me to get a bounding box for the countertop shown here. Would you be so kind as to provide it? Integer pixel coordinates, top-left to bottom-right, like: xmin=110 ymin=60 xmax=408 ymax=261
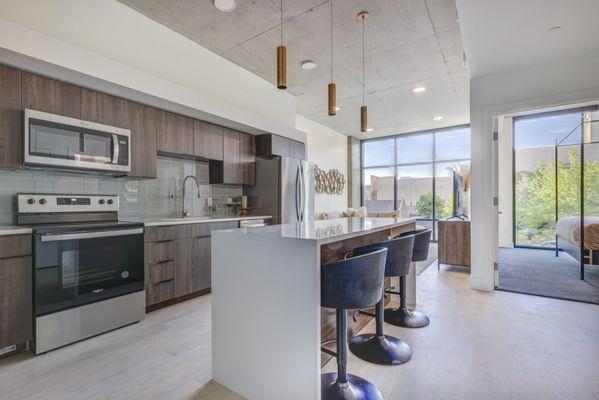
xmin=0 ymin=225 xmax=33 ymax=236
xmin=120 ymin=215 xmax=272 ymax=227
xmin=212 ymin=217 xmax=415 ymax=245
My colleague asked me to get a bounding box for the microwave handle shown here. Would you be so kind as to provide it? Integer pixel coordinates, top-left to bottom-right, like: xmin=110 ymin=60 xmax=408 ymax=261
xmin=112 ymin=134 xmax=119 ymax=164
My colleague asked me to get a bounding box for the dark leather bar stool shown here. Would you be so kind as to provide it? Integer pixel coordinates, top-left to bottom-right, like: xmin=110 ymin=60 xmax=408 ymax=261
xmin=385 ymin=228 xmax=432 ymax=328
xmin=321 ymin=248 xmax=387 ymax=400
xmin=349 ymin=235 xmax=414 ymax=366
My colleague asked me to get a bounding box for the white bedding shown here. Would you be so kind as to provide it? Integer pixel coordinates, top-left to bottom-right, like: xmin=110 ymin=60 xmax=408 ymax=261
xmin=556 ymin=217 xmax=599 ymax=250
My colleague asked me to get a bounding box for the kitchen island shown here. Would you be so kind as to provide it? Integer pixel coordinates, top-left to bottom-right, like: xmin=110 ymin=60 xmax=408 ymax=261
xmin=211 ymin=217 xmax=416 ymax=400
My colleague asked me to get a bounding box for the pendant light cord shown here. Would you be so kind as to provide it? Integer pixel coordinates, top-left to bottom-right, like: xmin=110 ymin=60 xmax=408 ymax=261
xmin=330 ymin=0 xmax=333 ymax=83
xmin=280 ymin=0 xmax=283 ymax=45
xmin=362 ymin=14 xmax=365 ymax=106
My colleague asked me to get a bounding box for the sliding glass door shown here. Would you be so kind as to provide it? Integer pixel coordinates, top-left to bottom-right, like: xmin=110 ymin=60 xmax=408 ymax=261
xmin=513 ymin=110 xmax=584 ymax=248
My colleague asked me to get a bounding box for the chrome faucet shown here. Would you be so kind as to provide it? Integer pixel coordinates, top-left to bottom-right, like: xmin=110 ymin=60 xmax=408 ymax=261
xmin=181 ymin=175 xmax=200 ymax=218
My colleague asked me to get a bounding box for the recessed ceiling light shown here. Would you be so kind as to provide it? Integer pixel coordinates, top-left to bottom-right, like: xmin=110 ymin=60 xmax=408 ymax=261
xmin=335 ymin=106 xmax=341 ymax=111
xmin=433 ymin=115 xmax=443 ymax=121
xmin=366 ymin=128 xmax=374 ymax=132
xmin=413 ymin=86 xmax=426 ymax=93
xmin=301 ymin=60 xmax=317 ymax=70
xmin=214 ymin=0 xmax=236 ymax=12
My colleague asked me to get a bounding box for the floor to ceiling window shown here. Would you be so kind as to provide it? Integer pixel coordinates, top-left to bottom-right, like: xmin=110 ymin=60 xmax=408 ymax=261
xmin=513 ymin=109 xmax=587 ymax=248
xmin=361 ymin=125 xmax=470 ymax=239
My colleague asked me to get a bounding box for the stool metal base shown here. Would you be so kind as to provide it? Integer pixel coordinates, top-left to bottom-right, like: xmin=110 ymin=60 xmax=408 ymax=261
xmin=349 ymin=334 xmax=412 ymax=365
xmin=321 ymin=373 xmax=384 ymax=400
xmin=384 ymin=307 xmax=430 ymax=328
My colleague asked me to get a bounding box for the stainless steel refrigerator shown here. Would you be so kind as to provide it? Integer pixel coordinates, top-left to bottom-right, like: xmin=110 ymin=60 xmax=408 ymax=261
xmin=245 ymin=157 xmax=314 ymax=224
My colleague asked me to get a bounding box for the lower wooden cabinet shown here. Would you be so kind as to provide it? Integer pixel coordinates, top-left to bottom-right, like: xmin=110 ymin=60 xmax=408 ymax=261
xmin=143 ymin=221 xmax=238 ymax=308
xmin=0 ymin=255 xmax=33 ymax=348
xmin=174 ymin=237 xmax=211 ymax=297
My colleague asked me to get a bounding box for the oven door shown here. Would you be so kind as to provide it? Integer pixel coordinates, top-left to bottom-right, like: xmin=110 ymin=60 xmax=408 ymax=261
xmin=24 ymin=109 xmax=131 ymax=173
xmin=34 ymin=227 xmax=144 ymax=316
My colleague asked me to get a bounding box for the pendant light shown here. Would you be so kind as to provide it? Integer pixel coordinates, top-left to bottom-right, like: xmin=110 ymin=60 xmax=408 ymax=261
xmin=328 ymin=0 xmax=336 ymax=116
xmin=277 ymin=0 xmax=287 ymax=89
xmin=358 ymin=11 xmax=369 ymax=132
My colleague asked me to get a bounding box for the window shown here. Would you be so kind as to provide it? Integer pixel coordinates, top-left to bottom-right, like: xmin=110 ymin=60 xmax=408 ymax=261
xmin=513 ymin=110 xmax=585 ymax=247
xmin=361 ymin=125 xmax=471 ymax=239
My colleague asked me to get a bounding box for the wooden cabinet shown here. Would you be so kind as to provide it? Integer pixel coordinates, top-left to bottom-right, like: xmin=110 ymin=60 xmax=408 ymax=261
xmin=174 ymin=237 xmax=211 ymax=297
xmin=0 ymin=64 xmax=22 ymax=169
xmin=119 ymin=101 xmax=157 ymax=178
xmin=81 ymin=89 xmax=157 ymax=178
xmin=22 ymin=72 xmax=81 ymax=118
xmin=156 ymin=110 xmax=194 ymax=156
xmin=438 ymin=219 xmax=471 ymax=267
xmin=210 ymin=129 xmax=255 ymax=185
xmin=0 ymin=234 xmax=33 ymax=348
xmin=256 ymin=134 xmax=290 ymax=157
xmin=255 ymin=133 xmax=306 ymax=160
xmin=81 ymin=88 xmax=120 ymax=126
xmin=194 ymin=120 xmax=223 ymax=161
xmin=143 ymin=221 xmax=238 ymax=309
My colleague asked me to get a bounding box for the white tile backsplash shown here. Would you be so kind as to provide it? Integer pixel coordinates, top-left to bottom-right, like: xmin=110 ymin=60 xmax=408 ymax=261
xmin=0 ymin=156 xmax=242 ymax=224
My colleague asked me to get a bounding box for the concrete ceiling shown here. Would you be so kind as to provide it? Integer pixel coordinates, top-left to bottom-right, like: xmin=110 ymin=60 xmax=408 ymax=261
xmin=118 ymin=0 xmax=469 ymax=138
xmin=456 ymin=0 xmax=599 ymax=78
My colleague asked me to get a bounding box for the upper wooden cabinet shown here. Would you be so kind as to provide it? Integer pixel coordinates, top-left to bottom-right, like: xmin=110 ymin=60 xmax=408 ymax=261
xmin=194 ymin=120 xmax=223 ymax=161
xmin=81 ymin=88 xmax=120 ymax=126
xmin=22 ymin=72 xmax=81 ymax=118
xmin=0 ymin=64 xmax=22 ymax=169
xmin=256 ymin=133 xmax=306 ymax=160
xmin=119 ymin=101 xmax=157 ymax=179
xmin=156 ymin=110 xmax=194 ymax=157
xmin=81 ymin=89 xmax=157 ymax=179
xmin=210 ymin=129 xmax=255 ymax=185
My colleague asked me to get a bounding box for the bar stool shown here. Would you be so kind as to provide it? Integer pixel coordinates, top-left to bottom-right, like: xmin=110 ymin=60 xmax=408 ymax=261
xmin=385 ymin=228 xmax=432 ymax=328
xmin=321 ymin=248 xmax=387 ymax=400
xmin=348 ymin=235 xmax=414 ymax=366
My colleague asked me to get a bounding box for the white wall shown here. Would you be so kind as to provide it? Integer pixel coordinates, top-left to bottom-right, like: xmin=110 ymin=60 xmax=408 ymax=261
xmin=0 ymin=0 xmax=305 ymax=141
xmin=470 ymin=49 xmax=599 ymax=291
xmin=296 ymin=115 xmax=348 ymax=215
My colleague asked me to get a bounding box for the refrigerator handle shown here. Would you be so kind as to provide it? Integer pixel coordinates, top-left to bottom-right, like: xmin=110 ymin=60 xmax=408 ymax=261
xmin=295 ymin=165 xmax=301 ymax=222
xmin=299 ymin=163 xmax=305 ymax=222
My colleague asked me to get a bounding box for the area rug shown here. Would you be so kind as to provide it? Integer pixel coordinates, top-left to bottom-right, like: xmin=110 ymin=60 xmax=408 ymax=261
xmin=498 ymin=248 xmax=599 ymax=304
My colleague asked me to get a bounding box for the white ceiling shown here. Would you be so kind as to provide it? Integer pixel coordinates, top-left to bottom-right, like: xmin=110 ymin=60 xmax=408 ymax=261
xmin=118 ymin=0 xmax=470 ymax=138
xmin=456 ymin=0 xmax=599 ymax=78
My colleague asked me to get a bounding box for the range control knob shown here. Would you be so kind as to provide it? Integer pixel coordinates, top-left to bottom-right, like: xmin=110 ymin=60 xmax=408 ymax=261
xmin=98 ymin=199 xmax=105 ymax=205
xmin=27 ymin=198 xmax=35 ymax=205
xmin=107 ymin=199 xmax=114 ymax=205
xmin=39 ymin=198 xmax=47 ymax=205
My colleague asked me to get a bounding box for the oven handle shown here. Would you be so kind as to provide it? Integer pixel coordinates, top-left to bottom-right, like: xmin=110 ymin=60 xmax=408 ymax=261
xmin=40 ymin=228 xmax=143 ymax=242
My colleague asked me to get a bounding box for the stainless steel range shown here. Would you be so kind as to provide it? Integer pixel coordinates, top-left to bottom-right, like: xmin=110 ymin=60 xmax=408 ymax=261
xmin=17 ymin=193 xmax=145 ymax=354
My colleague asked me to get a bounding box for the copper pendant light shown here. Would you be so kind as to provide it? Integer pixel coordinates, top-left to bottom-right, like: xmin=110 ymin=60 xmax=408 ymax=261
xmin=358 ymin=11 xmax=369 ymax=132
xmin=277 ymin=0 xmax=287 ymax=89
xmin=328 ymin=0 xmax=336 ymax=116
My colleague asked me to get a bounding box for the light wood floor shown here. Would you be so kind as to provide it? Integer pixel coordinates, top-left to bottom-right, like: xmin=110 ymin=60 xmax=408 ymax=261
xmin=1 ymin=262 xmax=598 ymax=400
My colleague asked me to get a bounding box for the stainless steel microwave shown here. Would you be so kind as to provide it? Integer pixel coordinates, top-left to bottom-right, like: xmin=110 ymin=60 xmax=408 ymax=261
xmin=24 ymin=109 xmax=131 ymax=173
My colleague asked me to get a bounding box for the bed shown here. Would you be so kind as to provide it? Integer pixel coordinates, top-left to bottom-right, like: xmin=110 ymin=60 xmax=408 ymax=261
xmin=556 ymin=217 xmax=599 ymax=265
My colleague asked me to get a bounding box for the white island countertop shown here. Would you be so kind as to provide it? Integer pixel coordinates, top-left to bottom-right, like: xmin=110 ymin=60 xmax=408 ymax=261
xmin=120 ymin=215 xmax=271 ymax=227
xmin=211 ymin=217 xmax=418 ymax=400
xmin=213 ymin=217 xmax=415 ymax=244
